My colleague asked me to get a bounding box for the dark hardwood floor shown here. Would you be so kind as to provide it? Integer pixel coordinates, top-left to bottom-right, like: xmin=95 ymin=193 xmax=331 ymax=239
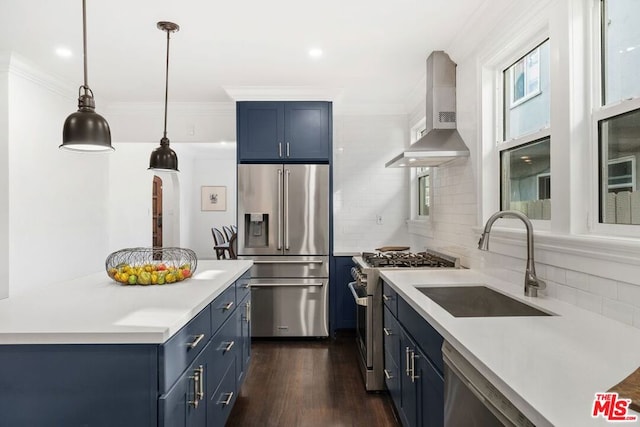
xmin=226 ymin=332 xmax=400 ymax=427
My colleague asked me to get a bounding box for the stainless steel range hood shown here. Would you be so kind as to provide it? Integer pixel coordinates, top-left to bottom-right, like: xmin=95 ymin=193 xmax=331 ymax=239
xmin=386 ymin=51 xmax=469 ymax=168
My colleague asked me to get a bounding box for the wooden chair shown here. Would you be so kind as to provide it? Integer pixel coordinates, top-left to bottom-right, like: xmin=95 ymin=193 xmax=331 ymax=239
xmin=223 ymin=225 xmax=234 ymax=241
xmin=211 ymin=227 xmax=231 ymax=259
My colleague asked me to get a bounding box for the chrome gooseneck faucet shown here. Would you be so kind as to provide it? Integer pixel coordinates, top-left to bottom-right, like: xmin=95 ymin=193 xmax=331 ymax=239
xmin=478 ymin=210 xmax=546 ymax=297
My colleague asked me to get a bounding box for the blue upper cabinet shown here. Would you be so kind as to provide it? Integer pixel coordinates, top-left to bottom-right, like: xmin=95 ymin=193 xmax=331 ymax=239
xmin=237 ymin=101 xmax=331 ymax=163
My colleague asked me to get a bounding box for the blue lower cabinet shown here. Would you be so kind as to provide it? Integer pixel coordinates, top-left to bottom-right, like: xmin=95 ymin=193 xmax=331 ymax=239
xmin=207 ymin=357 xmax=238 ymax=427
xmin=330 ymin=256 xmax=356 ymax=333
xmin=416 ymin=351 xmax=444 ymax=427
xmin=238 ymin=293 xmax=251 ymax=383
xmin=160 ymin=342 xmax=211 ymax=427
xmin=0 ymin=344 xmax=158 ymax=427
xmin=384 ymin=281 xmax=444 ymax=427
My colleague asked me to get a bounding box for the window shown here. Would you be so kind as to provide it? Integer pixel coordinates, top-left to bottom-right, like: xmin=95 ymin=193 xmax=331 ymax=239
xmin=598 ymin=110 xmax=640 ymax=224
xmin=501 ymin=138 xmax=551 ymax=220
xmin=597 ymin=0 xmax=640 ymax=225
xmin=499 ymin=39 xmax=551 ymax=220
xmin=503 ymin=39 xmax=550 ymax=141
xmin=417 ymin=168 xmax=430 ymax=217
xmin=601 ymin=0 xmax=640 ymax=105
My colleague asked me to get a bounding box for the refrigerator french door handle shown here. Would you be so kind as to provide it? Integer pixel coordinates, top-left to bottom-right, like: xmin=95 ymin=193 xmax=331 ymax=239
xmin=277 ymin=169 xmax=283 ymax=250
xmin=284 ymin=169 xmax=290 ymax=251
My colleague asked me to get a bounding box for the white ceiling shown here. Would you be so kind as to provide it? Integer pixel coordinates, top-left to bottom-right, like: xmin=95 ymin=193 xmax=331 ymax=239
xmin=1 ymin=0 xmax=486 ymax=110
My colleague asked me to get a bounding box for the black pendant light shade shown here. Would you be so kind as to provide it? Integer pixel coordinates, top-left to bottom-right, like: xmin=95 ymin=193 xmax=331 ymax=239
xmin=60 ymin=0 xmax=113 ymax=152
xmin=149 ymin=21 xmax=179 ymax=172
xmin=149 ymin=137 xmax=178 ymax=171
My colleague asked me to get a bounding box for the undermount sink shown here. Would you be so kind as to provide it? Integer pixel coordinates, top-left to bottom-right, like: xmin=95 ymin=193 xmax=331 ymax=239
xmin=417 ymin=285 xmax=553 ymax=318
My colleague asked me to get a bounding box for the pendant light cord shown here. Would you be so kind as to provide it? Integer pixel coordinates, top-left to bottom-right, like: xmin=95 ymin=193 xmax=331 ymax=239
xmin=82 ymin=0 xmax=89 ymax=94
xmin=163 ymin=29 xmax=170 ymax=139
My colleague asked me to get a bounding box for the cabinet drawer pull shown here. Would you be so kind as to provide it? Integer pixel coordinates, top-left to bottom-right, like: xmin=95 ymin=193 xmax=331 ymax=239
xmin=383 ymin=327 xmax=392 ymax=336
xmin=223 ymin=301 xmax=234 ymax=311
xmin=382 ymin=294 xmax=390 ymax=302
xmin=224 ymin=341 xmax=235 ymax=352
xmin=242 ymin=283 xmax=250 ymax=289
xmin=384 ymin=369 xmax=394 ymax=380
xmin=188 ymin=334 xmax=205 ymax=349
xmin=219 ymin=391 xmax=234 ymax=406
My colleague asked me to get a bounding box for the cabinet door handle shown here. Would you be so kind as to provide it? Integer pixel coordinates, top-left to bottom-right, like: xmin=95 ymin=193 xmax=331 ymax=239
xmin=223 ymin=301 xmax=234 ymax=311
xmin=224 ymin=341 xmax=235 ymax=352
xmin=382 ymin=294 xmax=390 ymax=302
xmin=405 ymin=347 xmax=411 ymax=376
xmin=242 ymin=283 xmax=250 ymax=289
xmin=196 ymin=365 xmax=204 ymax=401
xmin=383 ymin=328 xmax=392 ymax=336
xmin=244 ymin=301 xmax=251 ymax=322
xmin=279 ymin=142 xmax=283 ymax=158
xmin=384 ymin=369 xmax=394 ymax=380
xmin=410 ymin=351 xmax=420 ymax=383
xmin=286 ymin=142 xmax=290 ymax=157
xmin=188 ymin=367 xmax=201 ymax=408
xmin=187 ymin=333 xmax=205 ymax=349
xmin=219 ymin=392 xmax=234 ymax=406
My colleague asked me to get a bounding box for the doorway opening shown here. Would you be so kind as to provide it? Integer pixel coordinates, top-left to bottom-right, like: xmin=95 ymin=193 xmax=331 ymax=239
xmin=152 ymin=175 xmax=163 ymax=249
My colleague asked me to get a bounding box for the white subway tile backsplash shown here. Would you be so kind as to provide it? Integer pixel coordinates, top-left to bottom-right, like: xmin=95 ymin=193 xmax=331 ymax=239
xmin=544 ymin=266 xmax=566 ymax=284
xmin=555 ymin=284 xmax=577 ymax=305
xmin=588 ymin=276 xmax=617 ymax=299
xmin=575 ymin=289 xmax=603 ymax=314
xmin=617 ymin=282 xmax=640 ymax=308
xmin=603 ymin=299 xmax=635 ymax=326
xmin=565 ymin=270 xmax=590 ymax=291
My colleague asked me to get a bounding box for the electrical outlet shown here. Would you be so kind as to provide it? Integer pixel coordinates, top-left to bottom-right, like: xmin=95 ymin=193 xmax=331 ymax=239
xmin=376 ymin=215 xmax=383 ymax=225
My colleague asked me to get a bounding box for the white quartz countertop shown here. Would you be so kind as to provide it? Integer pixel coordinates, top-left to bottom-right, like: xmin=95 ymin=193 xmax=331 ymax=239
xmin=0 ymin=260 xmax=253 ymax=345
xmin=379 ymin=269 xmax=640 ymax=427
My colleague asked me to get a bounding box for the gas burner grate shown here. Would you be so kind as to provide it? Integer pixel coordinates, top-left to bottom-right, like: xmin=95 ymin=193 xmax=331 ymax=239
xmin=362 ymin=251 xmax=456 ymax=268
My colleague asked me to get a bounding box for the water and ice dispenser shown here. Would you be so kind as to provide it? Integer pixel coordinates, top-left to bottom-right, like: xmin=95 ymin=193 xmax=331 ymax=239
xmin=244 ymin=213 xmax=268 ymax=247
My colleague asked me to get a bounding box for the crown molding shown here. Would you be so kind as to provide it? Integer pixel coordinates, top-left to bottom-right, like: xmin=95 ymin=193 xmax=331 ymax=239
xmin=223 ymin=85 xmax=344 ymax=102
xmin=1 ymin=51 xmax=75 ymax=99
xmin=106 ymin=101 xmax=235 ymax=116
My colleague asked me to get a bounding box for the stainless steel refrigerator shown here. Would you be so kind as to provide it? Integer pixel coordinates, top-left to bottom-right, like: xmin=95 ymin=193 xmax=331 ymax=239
xmin=237 ymin=164 xmax=329 ymax=337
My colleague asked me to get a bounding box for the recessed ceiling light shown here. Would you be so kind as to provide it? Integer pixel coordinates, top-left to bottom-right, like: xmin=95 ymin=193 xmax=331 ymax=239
xmin=308 ymin=48 xmax=323 ymax=58
xmin=55 ymin=47 xmax=73 ymax=58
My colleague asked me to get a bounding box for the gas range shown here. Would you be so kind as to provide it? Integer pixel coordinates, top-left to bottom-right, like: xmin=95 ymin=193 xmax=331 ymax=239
xmin=349 ymin=248 xmax=461 ymax=391
xmin=352 ymin=249 xmax=460 ymax=294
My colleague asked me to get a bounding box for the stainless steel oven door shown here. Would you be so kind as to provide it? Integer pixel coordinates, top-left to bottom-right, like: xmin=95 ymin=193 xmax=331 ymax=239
xmin=349 ymin=281 xmax=373 ymax=368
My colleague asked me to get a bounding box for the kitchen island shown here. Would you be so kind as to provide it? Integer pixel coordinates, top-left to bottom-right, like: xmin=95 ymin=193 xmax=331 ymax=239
xmin=0 ymin=259 xmax=252 ymax=427
xmin=380 ymin=269 xmax=640 ymax=426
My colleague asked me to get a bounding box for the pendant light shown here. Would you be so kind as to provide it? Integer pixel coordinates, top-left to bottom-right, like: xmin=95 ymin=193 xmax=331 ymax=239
xmin=60 ymin=0 xmax=113 ymax=152
xmin=149 ymin=21 xmax=180 ymax=172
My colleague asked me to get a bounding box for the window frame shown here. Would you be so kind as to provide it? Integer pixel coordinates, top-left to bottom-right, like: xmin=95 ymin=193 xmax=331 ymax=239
xmin=497 ymin=38 xmax=552 ymax=224
xmin=508 ymin=45 xmax=543 ymax=108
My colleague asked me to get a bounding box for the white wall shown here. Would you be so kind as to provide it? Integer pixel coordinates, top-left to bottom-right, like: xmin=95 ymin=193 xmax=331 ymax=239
xmin=333 ymin=114 xmax=410 ymax=253
xmin=7 ymin=54 xmax=111 ymax=296
xmin=0 ymin=55 xmax=10 ymax=299
xmin=180 ymin=143 xmax=237 ymax=260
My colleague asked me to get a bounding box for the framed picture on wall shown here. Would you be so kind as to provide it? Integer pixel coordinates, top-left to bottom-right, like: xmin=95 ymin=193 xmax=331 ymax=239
xmin=201 ymin=186 xmax=227 ymax=211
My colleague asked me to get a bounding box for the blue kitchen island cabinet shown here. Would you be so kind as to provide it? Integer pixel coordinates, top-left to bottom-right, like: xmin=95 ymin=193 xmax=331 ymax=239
xmin=0 ymin=261 xmax=252 ymax=427
xmin=383 ymin=280 xmax=444 ymax=427
xmin=237 ymin=101 xmax=331 ymax=163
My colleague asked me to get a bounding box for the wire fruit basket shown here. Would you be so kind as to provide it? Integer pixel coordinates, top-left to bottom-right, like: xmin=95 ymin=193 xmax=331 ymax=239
xmin=105 ymin=247 xmax=198 ymax=285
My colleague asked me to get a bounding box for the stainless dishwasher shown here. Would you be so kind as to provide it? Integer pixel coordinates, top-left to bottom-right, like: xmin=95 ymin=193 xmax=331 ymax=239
xmin=442 ymin=341 xmax=535 ymax=427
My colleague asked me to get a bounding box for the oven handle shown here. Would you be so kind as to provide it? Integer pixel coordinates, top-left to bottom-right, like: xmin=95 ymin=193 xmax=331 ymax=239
xmin=348 ymin=281 xmax=368 ymax=306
